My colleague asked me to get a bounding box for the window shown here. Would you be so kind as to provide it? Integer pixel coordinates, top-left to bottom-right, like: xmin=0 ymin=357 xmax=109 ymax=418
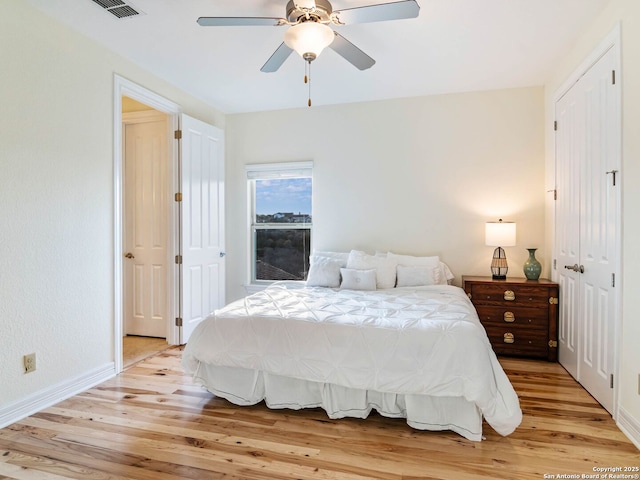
xmin=247 ymin=162 xmax=312 ymax=283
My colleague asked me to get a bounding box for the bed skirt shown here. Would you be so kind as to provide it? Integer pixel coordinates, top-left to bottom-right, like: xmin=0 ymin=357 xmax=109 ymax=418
xmin=192 ymin=362 xmax=484 ymax=441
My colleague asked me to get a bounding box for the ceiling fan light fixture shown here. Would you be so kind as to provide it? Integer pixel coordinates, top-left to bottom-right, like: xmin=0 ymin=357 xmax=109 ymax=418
xmin=284 ymin=21 xmax=334 ymax=61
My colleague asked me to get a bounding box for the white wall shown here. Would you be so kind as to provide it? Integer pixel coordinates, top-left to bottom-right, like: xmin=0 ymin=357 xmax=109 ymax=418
xmin=225 ymin=87 xmax=545 ymax=302
xmin=544 ymin=0 xmax=640 ymax=446
xmin=0 ymin=2 xmax=224 ymax=415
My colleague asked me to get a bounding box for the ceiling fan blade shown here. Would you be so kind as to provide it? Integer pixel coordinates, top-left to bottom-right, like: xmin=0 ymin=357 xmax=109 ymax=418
xmin=197 ymin=17 xmax=285 ymax=27
xmin=333 ymin=0 xmax=419 ymax=25
xmin=261 ymin=43 xmax=294 ymax=73
xmin=329 ymin=32 xmax=375 ymax=70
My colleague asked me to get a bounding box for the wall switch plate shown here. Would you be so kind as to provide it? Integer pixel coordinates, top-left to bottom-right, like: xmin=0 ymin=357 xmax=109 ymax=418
xmin=23 ymin=353 xmax=36 ymax=374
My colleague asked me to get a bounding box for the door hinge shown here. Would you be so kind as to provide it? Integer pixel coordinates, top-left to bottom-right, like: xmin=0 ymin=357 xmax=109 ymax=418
xmin=175 ymin=192 xmax=182 ymax=202
xmin=174 ymin=129 xmax=182 ymax=140
xmin=610 ymin=374 xmax=614 ymax=388
xmin=612 ymin=70 xmax=616 ymax=85
xmin=175 ymin=255 xmax=182 ymax=265
xmin=549 ymin=297 xmax=559 ymax=305
xmin=553 ymin=259 xmax=557 ymax=270
xmin=611 ymin=273 xmax=615 ymax=287
xmin=554 ymin=120 xmax=558 ymax=131
xmin=548 ymin=340 xmax=558 ymax=348
xmin=175 ymin=317 xmax=183 ymax=327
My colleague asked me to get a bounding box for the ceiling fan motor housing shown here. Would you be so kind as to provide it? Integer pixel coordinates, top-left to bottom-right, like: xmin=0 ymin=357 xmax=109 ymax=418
xmin=286 ymin=0 xmax=333 ymax=24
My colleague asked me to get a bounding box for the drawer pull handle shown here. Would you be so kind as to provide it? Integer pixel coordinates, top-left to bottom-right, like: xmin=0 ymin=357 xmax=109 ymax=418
xmin=504 ymin=290 xmax=515 ymax=301
xmin=503 ymin=333 xmax=515 ymax=344
xmin=504 ymin=312 xmax=515 ymax=322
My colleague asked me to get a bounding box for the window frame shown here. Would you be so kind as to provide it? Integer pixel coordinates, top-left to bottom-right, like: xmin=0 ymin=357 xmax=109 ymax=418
xmin=246 ymin=161 xmax=313 ymax=286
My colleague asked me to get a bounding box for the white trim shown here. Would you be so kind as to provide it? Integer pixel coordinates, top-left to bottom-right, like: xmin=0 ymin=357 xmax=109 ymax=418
xmin=0 ymin=364 xmax=114 ymax=429
xmin=113 ymin=75 xmax=182 ymax=373
xmin=246 ymin=160 xmax=313 ymax=179
xmin=617 ymin=406 xmax=640 ymax=450
xmin=553 ymin=23 xmax=621 ymax=103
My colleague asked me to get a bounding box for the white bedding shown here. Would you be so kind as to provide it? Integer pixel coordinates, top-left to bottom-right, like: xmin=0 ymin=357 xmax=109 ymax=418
xmin=182 ymin=284 xmax=522 ymax=441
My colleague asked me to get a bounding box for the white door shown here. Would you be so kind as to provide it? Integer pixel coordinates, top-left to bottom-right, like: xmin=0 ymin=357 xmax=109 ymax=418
xmin=576 ymin=46 xmax=619 ymax=414
xmin=123 ymin=112 xmax=169 ymax=338
xmin=555 ymin=86 xmax=581 ymax=379
xmin=179 ymin=114 xmax=225 ymax=344
xmin=555 ymin=46 xmax=620 ymax=414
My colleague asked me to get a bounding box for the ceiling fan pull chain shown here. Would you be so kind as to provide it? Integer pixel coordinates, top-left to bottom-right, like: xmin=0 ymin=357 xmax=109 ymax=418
xmin=307 ymin=60 xmax=312 ymax=107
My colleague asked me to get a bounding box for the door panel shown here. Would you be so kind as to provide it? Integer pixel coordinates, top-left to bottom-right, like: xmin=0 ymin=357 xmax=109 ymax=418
xmin=124 ymin=117 xmax=168 ymax=338
xmin=180 ymin=115 xmax=225 ymax=344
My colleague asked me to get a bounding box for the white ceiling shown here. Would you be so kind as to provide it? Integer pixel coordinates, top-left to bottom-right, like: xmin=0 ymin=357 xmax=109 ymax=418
xmin=26 ymin=0 xmax=610 ymax=114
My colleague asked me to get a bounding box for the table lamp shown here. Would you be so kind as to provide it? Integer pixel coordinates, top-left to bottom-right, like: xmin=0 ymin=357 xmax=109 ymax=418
xmin=485 ymin=219 xmax=516 ymax=280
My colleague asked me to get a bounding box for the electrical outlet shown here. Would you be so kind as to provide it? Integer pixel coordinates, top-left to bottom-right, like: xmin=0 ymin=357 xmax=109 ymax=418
xmin=23 ymin=353 xmax=36 ymax=374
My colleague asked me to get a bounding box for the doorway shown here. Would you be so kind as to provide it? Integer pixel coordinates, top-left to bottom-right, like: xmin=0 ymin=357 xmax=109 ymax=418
xmin=113 ymin=76 xmax=226 ymax=373
xmin=114 ymin=76 xmax=182 ymax=373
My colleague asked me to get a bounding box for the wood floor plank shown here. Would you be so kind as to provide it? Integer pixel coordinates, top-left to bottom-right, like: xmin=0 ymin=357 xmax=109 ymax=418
xmin=0 ymin=347 xmax=637 ymax=480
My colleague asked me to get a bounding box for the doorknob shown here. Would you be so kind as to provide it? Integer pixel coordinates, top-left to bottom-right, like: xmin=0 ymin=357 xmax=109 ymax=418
xmin=564 ymin=264 xmax=584 ymax=273
xmin=124 ymin=252 xmax=135 ymax=259
xmin=219 ymin=252 xmax=226 ymax=258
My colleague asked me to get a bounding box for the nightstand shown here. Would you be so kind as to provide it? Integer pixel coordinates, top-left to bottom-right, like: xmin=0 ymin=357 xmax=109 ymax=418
xmin=462 ymin=276 xmax=559 ymax=361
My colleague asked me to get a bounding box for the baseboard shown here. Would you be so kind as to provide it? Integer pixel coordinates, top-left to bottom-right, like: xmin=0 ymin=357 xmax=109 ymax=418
xmin=617 ymin=406 xmax=640 ymax=450
xmin=0 ymin=363 xmax=115 ymax=429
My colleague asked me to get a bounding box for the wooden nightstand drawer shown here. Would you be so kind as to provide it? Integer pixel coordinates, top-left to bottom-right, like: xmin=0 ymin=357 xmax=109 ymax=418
xmin=474 ymin=306 xmax=548 ymax=328
xmin=462 ymin=275 xmax=559 ymax=361
xmin=467 ymin=283 xmax=552 ymax=306
xmin=483 ymin=325 xmax=551 ymax=357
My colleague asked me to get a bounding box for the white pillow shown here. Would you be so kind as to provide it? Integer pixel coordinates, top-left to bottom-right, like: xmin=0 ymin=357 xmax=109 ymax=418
xmin=312 ymin=251 xmax=349 ymax=268
xmin=439 ymin=262 xmax=455 ymax=284
xmin=306 ymin=256 xmax=342 ymax=288
xmin=340 ymin=268 xmax=377 ymax=291
xmin=396 ymin=264 xmax=438 ymax=287
xmin=387 ymin=251 xmax=440 ymax=267
xmin=387 ymin=252 xmax=441 ymax=283
xmin=347 ymin=250 xmax=397 ymax=289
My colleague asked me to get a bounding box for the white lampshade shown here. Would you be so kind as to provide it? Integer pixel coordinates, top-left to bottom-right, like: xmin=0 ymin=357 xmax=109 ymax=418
xmin=284 ymin=22 xmax=334 ymax=59
xmin=485 ymin=221 xmax=516 ymax=247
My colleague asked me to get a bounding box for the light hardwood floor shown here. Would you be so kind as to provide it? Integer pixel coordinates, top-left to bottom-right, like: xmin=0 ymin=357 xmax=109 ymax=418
xmin=0 ymin=348 xmax=637 ymax=479
xmin=123 ymin=336 xmax=171 ymax=369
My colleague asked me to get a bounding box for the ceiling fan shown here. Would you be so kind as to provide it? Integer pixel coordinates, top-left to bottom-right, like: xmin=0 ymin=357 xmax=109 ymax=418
xmin=197 ymin=0 xmax=420 ymax=73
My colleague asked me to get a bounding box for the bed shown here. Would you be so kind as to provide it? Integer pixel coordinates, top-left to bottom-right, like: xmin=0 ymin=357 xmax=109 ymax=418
xmin=182 ymin=251 xmax=522 ymax=441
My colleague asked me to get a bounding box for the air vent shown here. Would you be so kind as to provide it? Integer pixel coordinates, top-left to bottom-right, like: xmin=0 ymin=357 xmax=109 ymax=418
xmin=90 ymin=0 xmax=144 ymax=19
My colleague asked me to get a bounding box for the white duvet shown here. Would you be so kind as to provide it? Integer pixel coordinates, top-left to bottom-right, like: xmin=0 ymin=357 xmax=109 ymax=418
xmin=182 ymin=284 xmax=522 ymax=439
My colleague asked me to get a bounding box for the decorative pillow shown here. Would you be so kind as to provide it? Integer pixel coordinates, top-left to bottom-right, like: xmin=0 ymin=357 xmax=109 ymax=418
xmin=312 ymin=251 xmax=349 ymax=268
xmin=306 ymin=256 xmax=342 ymax=288
xmin=396 ymin=265 xmax=438 ymax=287
xmin=387 ymin=252 xmax=441 ymax=284
xmin=340 ymin=268 xmax=377 ymax=291
xmin=347 ymin=250 xmax=397 ymax=289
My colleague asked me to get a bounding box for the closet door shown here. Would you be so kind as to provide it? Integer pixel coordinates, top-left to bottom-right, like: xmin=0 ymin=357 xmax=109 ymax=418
xmin=555 ymin=85 xmax=581 ymax=379
xmin=555 ymin=45 xmax=620 ymax=415
xmin=577 ymin=46 xmax=619 ymax=414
